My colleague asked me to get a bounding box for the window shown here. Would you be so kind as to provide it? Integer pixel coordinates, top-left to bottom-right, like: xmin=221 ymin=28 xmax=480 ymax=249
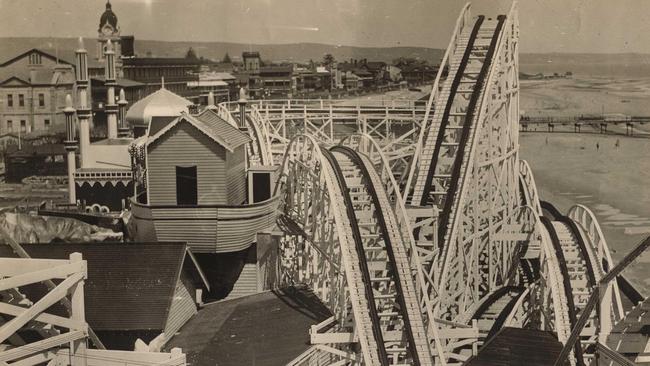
xmin=252 ymin=172 xmax=271 ymax=203
xmin=7 ymin=94 xmax=13 ymax=107
xmin=20 ymin=120 xmax=26 ymax=132
xmin=18 ymin=94 xmax=24 ymax=107
xmin=176 ymin=166 xmax=197 ymax=205
xmin=6 ymin=120 xmax=12 ymax=132
xmin=38 ymin=93 xmax=45 ymax=107
xmin=29 ymin=53 xmax=42 ymax=65
xmin=44 ymin=119 xmax=50 ymax=129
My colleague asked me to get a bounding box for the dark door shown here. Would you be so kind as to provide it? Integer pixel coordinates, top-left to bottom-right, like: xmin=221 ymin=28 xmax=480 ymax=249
xmin=176 ymin=166 xmax=198 ymax=205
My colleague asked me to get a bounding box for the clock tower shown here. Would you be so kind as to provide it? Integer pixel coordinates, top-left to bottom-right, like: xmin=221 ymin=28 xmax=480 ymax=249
xmin=97 ymin=1 xmax=122 ymax=75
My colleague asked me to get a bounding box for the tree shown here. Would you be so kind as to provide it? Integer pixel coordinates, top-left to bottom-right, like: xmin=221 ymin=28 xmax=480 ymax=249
xmin=185 ymin=47 xmax=198 ymax=60
xmin=323 ymin=53 xmax=335 ymax=69
xmin=223 ymin=52 xmax=232 ymax=63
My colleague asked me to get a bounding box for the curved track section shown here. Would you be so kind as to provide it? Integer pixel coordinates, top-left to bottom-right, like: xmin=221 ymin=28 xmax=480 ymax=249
xmin=276 ymin=135 xmax=434 ymax=365
xmin=470 ymin=286 xmax=525 ymax=344
xmin=275 ymin=135 xmax=382 ymax=364
xmin=329 ymin=146 xmax=433 ymax=365
xmin=541 ymin=201 xmax=607 ymax=364
xmin=216 ymin=103 xmax=273 ymax=165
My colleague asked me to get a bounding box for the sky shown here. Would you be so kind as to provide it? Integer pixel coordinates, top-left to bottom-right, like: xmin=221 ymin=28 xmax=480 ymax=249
xmin=1 ymin=0 xmax=650 ymax=53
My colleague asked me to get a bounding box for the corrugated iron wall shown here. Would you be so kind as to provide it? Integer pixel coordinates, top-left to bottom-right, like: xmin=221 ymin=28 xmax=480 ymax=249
xmin=147 ymin=121 xmax=227 ymax=205
xmin=226 ymin=147 xmax=247 ymax=205
xmin=163 ymin=273 xmax=198 ymax=342
xmin=131 ymin=196 xmax=279 ymax=253
xmin=225 ymin=245 xmax=259 ymax=300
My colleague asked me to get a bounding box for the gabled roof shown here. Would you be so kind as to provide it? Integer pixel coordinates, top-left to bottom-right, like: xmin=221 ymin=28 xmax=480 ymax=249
xmin=0 ymin=65 xmax=75 ymax=86
xmin=0 ymin=242 xmax=205 ymax=331
xmin=147 ymin=111 xmax=250 ymax=152
xmin=0 ymin=75 xmax=30 ymax=86
xmin=0 ymin=48 xmax=75 ymax=67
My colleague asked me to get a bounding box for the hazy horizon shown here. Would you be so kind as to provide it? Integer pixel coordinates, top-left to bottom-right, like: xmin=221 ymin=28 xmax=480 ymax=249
xmin=1 ymin=0 xmax=650 ymax=53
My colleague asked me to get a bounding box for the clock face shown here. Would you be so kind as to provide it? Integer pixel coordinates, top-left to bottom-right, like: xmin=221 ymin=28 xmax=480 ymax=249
xmin=102 ymin=25 xmax=114 ymax=36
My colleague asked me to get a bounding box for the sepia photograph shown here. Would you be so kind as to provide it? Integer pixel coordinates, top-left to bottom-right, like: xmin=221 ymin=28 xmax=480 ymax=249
xmin=0 ymin=0 xmax=648 ymax=365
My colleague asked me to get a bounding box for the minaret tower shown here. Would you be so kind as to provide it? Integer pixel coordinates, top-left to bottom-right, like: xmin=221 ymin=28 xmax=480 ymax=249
xmin=238 ymin=87 xmax=248 ymax=130
xmin=63 ymin=94 xmax=77 ymax=204
xmin=105 ymin=40 xmax=118 ymax=139
xmin=117 ymin=88 xmax=129 ymax=137
xmin=75 ymin=37 xmax=91 ymax=168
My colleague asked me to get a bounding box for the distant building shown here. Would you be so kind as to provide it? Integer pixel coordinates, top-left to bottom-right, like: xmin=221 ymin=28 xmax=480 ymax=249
xmin=259 ymin=65 xmax=294 ymax=97
xmin=400 ymin=64 xmax=437 ymax=85
xmin=242 ymin=52 xmax=261 ymax=73
xmin=0 ymin=49 xmax=76 ymax=135
xmin=4 ymin=143 xmax=67 ymax=183
xmin=122 ymin=58 xmax=200 ymax=98
xmin=386 ymin=65 xmax=402 ymax=83
xmin=187 ymin=71 xmax=237 ymax=104
xmin=96 ymin=0 xmax=133 ymax=77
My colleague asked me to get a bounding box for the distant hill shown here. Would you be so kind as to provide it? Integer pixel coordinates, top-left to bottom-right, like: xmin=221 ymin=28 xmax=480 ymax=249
xmin=4 ymin=37 xmax=650 ymax=78
xmin=0 ymin=37 xmax=445 ymax=65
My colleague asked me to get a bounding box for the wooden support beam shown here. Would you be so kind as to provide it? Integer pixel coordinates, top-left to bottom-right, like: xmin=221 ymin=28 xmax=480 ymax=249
xmin=0 ymin=302 xmax=84 ymax=330
xmin=0 ymin=330 xmax=85 ymax=362
xmin=70 ymin=253 xmax=87 ymax=366
xmin=0 ymin=258 xmax=75 ymax=277
xmin=0 ymin=262 xmax=85 ymax=292
xmin=0 ymin=272 xmax=83 ymax=345
xmin=8 ymin=350 xmax=57 ymax=366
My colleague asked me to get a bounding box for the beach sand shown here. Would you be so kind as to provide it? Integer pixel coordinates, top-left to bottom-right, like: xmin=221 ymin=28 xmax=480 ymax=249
xmin=520 ymin=133 xmax=650 ymax=293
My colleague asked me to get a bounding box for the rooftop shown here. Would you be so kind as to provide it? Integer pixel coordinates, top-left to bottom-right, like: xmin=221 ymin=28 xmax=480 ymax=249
xmin=0 ymin=242 xmax=203 ymax=331
xmin=122 ymin=57 xmax=201 ymax=67
xmin=165 ymin=287 xmax=331 ymax=366
xmin=462 ymin=327 xmax=563 ymax=366
xmin=0 ymin=64 xmax=75 ymax=86
xmin=147 ymin=110 xmax=251 ymax=152
xmin=126 ymin=87 xmax=192 ymax=127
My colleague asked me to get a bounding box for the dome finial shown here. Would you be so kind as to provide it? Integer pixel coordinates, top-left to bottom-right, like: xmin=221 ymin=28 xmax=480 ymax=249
xmin=64 ymin=94 xmax=75 ymax=113
xmin=106 ymin=0 xmax=112 ymax=9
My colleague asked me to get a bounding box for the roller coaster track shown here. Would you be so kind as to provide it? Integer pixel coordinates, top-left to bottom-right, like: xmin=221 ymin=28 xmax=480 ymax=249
xmin=327 ymin=146 xmax=433 ymax=365
xmin=277 ymin=134 xmax=436 ymax=365
xmin=269 ymin=2 xmax=650 ymax=365
xmin=469 ymin=286 xmax=524 ymax=344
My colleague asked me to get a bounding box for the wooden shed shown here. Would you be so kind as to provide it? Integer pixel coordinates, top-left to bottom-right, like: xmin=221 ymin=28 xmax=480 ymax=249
xmin=145 ymin=110 xmax=250 ymax=206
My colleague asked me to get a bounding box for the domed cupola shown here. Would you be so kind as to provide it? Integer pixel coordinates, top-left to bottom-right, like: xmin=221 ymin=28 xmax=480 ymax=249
xmin=99 ymin=1 xmax=119 ymax=34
